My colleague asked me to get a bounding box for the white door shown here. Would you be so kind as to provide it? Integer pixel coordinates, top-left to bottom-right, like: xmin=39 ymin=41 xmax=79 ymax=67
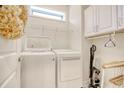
xmin=21 ymin=53 xmax=55 ymax=88
xmin=97 ymin=6 xmax=117 ymax=34
xmin=84 ymin=6 xmax=97 ymax=37
xmin=0 ymin=54 xmax=20 ymax=88
xmin=117 ymin=6 xmax=124 ymax=30
xmin=58 ymin=56 xmax=82 ymax=88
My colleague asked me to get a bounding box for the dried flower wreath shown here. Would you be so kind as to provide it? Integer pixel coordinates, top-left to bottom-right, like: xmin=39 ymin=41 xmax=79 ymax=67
xmin=0 ymin=5 xmax=28 ymax=39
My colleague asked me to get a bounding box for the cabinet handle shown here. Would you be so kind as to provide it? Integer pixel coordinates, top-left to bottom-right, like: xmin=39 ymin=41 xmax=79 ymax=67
xmin=52 ymin=57 xmax=56 ymax=61
xmin=18 ymin=57 xmax=24 ymax=62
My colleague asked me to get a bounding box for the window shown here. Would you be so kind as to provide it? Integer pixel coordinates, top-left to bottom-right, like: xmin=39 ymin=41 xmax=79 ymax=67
xmin=30 ymin=6 xmax=66 ymax=21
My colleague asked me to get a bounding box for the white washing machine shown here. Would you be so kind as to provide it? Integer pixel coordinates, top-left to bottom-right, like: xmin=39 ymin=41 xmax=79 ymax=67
xmin=21 ymin=36 xmax=56 ymax=88
xmin=21 ymin=52 xmax=56 ymax=88
xmin=54 ymin=49 xmax=82 ymax=88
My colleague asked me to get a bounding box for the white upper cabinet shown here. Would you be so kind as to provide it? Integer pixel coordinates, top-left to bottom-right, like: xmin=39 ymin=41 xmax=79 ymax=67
xmin=84 ymin=6 xmax=97 ymax=37
xmin=117 ymin=6 xmax=124 ymax=30
xmin=96 ymin=6 xmax=117 ymax=34
xmin=84 ymin=6 xmax=117 ymax=37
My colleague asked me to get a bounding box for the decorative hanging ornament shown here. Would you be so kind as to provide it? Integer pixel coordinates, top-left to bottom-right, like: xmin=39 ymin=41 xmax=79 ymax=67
xmin=0 ymin=5 xmax=28 ymax=39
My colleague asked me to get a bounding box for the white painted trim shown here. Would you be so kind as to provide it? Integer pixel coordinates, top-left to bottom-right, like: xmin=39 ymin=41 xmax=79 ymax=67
xmin=0 ymin=52 xmax=17 ymax=59
xmin=0 ymin=71 xmax=16 ymax=88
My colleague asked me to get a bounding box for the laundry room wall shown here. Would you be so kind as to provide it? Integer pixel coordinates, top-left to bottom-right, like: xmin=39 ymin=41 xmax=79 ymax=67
xmin=21 ymin=5 xmax=70 ymax=51
xmin=91 ymin=33 xmax=124 ymax=64
xmin=91 ymin=33 xmax=124 ymax=87
xmin=69 ymin=6 xmax=90 ymax=87
xmin=0 ymin=5 xmax=69 ymax=53
xmin=0 ymin=39 xmax=17 ymax=53
xmin=82 ymin=5 xmax=124 ymax=87
xmin=69 ymin=5 xmax=82 ymax=51
xmin=81 ymin=6 xmax=92 ymax=87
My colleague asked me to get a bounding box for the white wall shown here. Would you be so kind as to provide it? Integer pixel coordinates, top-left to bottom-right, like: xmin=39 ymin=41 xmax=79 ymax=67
xmin=69 ymin=6 xmax=91 ymax=87
xmin=91 ymin=33 xmax=124 ymax=87
xmin=81 ymin=6 xmax=91 ymax=87
xmin=81 ymin=5 xmax=124 ymax=87
xmin=69 ymin=5 xmax=82 ymax=51
xmin=82 ymin=6 xmax=124 ymax=87
xmin=0 ymin=38 xmax=17 ymax=53
xmin=92 ymin=33 xmax=124 ymax=63
xmin=22 ymin=5 xmax=70 ymax=51
xmin=69 ymin=5 xmax=86 ymax=87
xmin=0 ymin=5 xmax=69 ymax=53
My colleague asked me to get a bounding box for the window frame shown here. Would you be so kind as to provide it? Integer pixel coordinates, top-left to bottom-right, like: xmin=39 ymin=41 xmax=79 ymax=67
xmin=30 ymin=6 xmax=66 ymax=21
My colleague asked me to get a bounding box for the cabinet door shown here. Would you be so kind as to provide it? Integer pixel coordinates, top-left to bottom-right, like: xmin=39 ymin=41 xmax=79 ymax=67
xmin=0 ymin=54 xmax=20 ymax=88
xmin=21 ymin=54 xmax=55 ymax=88
xmin=117 ymin=6 xmax=124 ymax=30
xmin=84 ymin=6 xmax=97 ymax=37
xmin=58 ymin=56 xmax=82 ymax=88
xmin=97 ymin=6 xmax=117 ymax=33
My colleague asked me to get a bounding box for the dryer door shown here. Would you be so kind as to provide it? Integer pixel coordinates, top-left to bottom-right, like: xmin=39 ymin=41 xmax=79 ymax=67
xmin=58 ymin=56 xmax=82 ymax=88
